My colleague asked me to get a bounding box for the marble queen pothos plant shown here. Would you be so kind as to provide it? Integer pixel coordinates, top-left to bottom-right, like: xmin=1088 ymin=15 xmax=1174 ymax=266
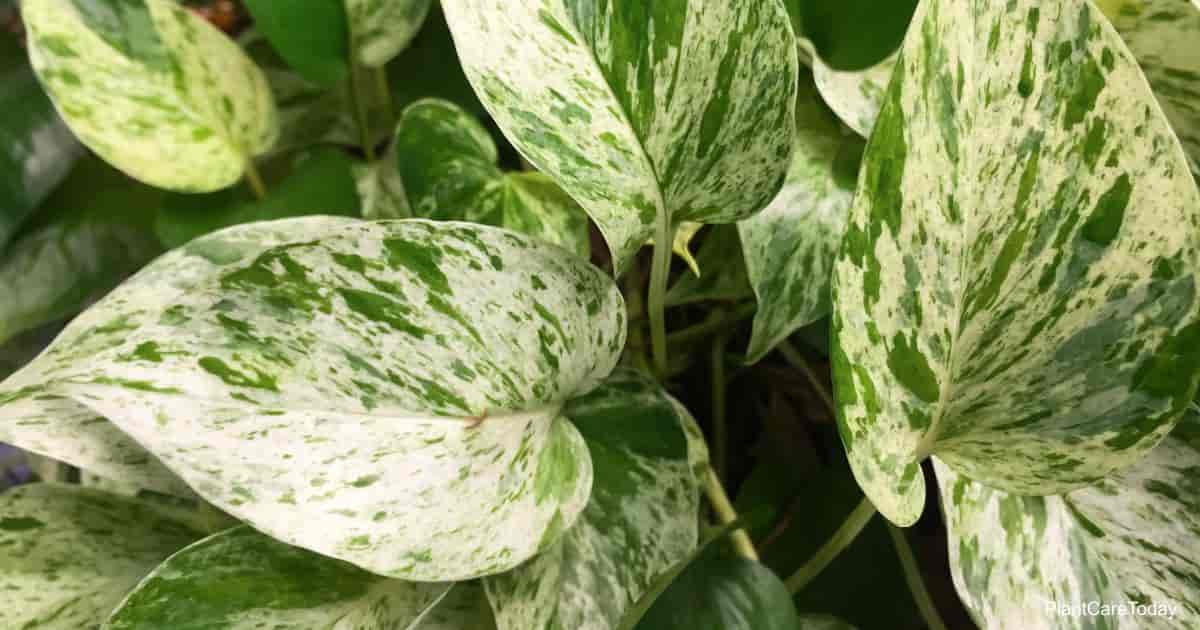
xmin=0 ymin=0 xmax=1198 ymax=628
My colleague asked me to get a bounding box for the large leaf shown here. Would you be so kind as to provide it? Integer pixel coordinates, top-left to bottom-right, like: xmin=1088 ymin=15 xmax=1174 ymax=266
xmin=0 ymin=217 xmax=626 ymax=580
xmin=0 ymin=483 xmax=202 ymax=630
xmin=347 ymin=0 xmax=435 ymax=67
xmin=739 ymin=74 xmax=856 ymax=365
xmin=243 ymin=0 xmax=349 ymax=88
xmin=1098 ymin=0 xmax=1200 ymax=175
xmin=799 ymin=0 xmax=917 ymax=71
xmin=105 ymin=525 xmax=496 ymax=629
xmin=23 ymin=0 xmax=278 ymax=192
xmin=832 ymin=0 xmax=1200 ymax=526
xmin=0 ymin=30 xmax=82 ymax=250
xmin=155 ymin=148 xmax=362 ymax=248
xmin=813 ymin=54 xmax=897 ymax=139
xmin=484 ymin=369 xmax=708 ymax=630
xmin=936 ymin=418 xmax=1200 ymax=629
xmin=393 ymin=99 xmax=589 ymax=257
xmin=441 ymin=0 xmax=798 ymax=273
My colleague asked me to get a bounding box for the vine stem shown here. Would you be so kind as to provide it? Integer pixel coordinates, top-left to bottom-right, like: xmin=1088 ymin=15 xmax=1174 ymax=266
xmin=647 ymin=218 xmax=677 ymax=377
xmin=667 ymin=302 xmax=756 ymax=347
xmin=778 ymin=340 xmax=836 ymax=415
xmin=785 ymin=497 xmax=876 ymax=592
xmin=710 ymin=327 xmax=730 ymax=481
xmin=704 ymin=467 xmax=759 ymax=561
xmin=347 ymin=60 xmax=377 ymax=162
xmin=888 ymin=524 xmax=949 ymax=630
xmin=243 ymin=160 xmax=267 ymax=200
xmin=373 ymin=66 xmax=394 ymax=128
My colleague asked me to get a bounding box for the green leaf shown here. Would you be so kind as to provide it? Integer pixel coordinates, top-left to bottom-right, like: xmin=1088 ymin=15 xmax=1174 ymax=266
xmin=105 ymin=525 xmax=497 ymax=629
xmin=484 ymin=369 xmax=708 ymax=630
xmin=0 ymin=217 xmax=627 ymax=580
xmin=664 ymin=225 xmax=752 ymax=307
xmin=936 ymin=416 xmax=1200 ymax=629
xmin=813 ymin=54 xmax=897 ymax=139
xmin=441 ymin=0 xmax=799 ymax=274
xmin=0 ymin=30 xmax=82 ymax=250
xmin=23 ymin=0 xmax=278 ymax=192
xmin=393 ymin=99 xmax=590 ymax=257
xmin=155 ymin=148 xmax=363 ymax=248
xmin=385 ymin=4 xmax=488 ymax=120
xmin=739 ymin=74 xmax=856 ymax=365
xmin=346 ymin=0 xmax=435 ymax=67
xmin=1098 ymin=0 xmax=1200 ymax=175
xmin=799 ymin=0 xmax=918 ymax=71
xmin=243 ymin=0 xmax=349 ymax=88
xmin=0 ymin=483 xmax=202 ymax=630
xmin=832 ymin=0 xmax=1200 ymax=526
xmin=635 ymin=550 xmax=807 ymax=630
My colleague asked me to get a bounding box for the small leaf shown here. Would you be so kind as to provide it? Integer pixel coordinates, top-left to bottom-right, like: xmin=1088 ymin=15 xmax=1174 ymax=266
xmin=800 ymin=0 xmax=918 ymax=71
xmin=394 ymin=99 xmax=590 ymax=257
xmin=243 ymin=0 xmax=349 ymax=88
xmin=936 ymin=416 xmax=1200 ymax=629
xmin=484 ymin=369 xmax=708 ymax=630
xmin=813 ymin=54 xmax=897 ymax=139
xmin=353 ymin=155 xmax=411 ymax=220
xmin=0 ymin=217 xmax=626 ymax=580
xmin=739 ymin=73 xmax=856 ymax=365
xmin=665 ymin=225 xmax=752 ymax=307
xmin=833 ymin=0 xmax=1200 ymax=526
xmin=155 ymin=148 xmax=362 ymax=248
xmin=647 ymin=221 xmax=704 ymax=277
xmin=23 ymin=0 xmax=278 ymax=192
xmin=441 ymin=0 xmax=798 ymax=273
xmin=105 ymin=525 xmax=496 ymax=629
xmin=346 ymin=0 xmax=435 ymax=68
xmin=0 ymin=483 xmax=202 ymax=630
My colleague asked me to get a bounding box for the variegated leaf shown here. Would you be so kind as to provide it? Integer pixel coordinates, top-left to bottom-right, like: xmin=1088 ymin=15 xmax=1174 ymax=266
xmin=832 ymin=0 xmax=1200 ymax=526
xmin=1098 ymin=0 xmax=1200 ymax=175
xmin=484 ymin=369 xmax=708 ymax=630
xmin=813 ymin=54 xmax=897 ymax=139
xmin=936 ymin=418 xmax=1200 ymax=629
xmin=353 ymin=155 xmax=412 ymax=220
xmin=346 ymin=0 xmax=435 ymax=68
xmin=664 ymin=225 xmax=752 ymax=307
xmin=441 ymin=0 xmax=798 ymax=273
xmin=394 ymin=98 xmax=589 ymax=257
xmin=105 ymin=525 xmax=496 ymax=629
xmin=23 ymin=0 xmax=278 ymax=192
xmin=739 ymin=74 xmax=854 ymax=365
xmin=0 ymin=483 xmax=202 ymax=630
xmin=0 ymin=217 xmax=626 ymax=580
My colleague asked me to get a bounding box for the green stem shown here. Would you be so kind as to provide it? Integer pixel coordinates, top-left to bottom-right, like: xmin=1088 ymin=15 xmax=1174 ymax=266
xmin=779 ymin=340 xmax=836 ymax=415
xmin=347 ymin=63 xmax=377 ymax=162
xmin=624 ymin=256 xmax=651 ymax=373
xmin=647 ymin=218 xmax=676 ymax=377
xmin=710 ymin=328 xmax=730 ymax=482
xmin=667 ymin=302 xmax=756 ymax=347
xmin=888 ymin=524 xmax=949 ymax=630
xmin=243 ymin=160 xmax=267 ymax=200
xmin=373 ymin=66 xmax=394 ymax=129
xmin=704 ymin=467 xmax=759 ymax=561
xmin=785 ymin=497 xmax=876 ymax=593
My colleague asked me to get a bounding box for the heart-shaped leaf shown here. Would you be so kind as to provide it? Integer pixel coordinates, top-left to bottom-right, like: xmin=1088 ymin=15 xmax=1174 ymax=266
xmin=799 ymin=0 xmax=918 ymax=71
xmin=665 ymin=225 xmax=752 ymax=307
xmin=347 ymin=0 xmax=435 ymax=68
xmin=0 ymin=217 xmax=626 ymax=580
xmin=483 ymin=369 xmax=708 ymax=630
xmin=936 ymin=416 xmax=1200 ymax=629
xmin=0 ymin=483 xmax=202 ymax=630
xmin=0 ymin=29 xmax=82 ymax=250
xmin=739 ymin=73 xmax=856 ymax=365
xmin=441 ymin=0 xmax=798 ymax=273
xmin=813 ymin=54 xmax=897 ymax=140
xmin=106 ymin=525 xmax=496 ymax=629
xmin=832 ymin=0 xmax=1200 ymax=526
xmin=23 ymin=0 xmax=278 ymax=192
xmin=243 ymin=0 xmax=350 ymax=88
xmin=393 ymin=99 xmax=589 ymax=257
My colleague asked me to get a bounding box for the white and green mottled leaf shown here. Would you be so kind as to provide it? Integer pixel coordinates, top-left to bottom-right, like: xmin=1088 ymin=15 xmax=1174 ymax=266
xmin=394 ymin=98 xmax=590 ymax=257
xmin=353 ymin=154 xmax=412 ymax=220
xmin=0 ymin=216 xmax=627 ymax=580
xmin=664 ymin=225 xmax=752 ymax=307
xmin=484 ymin=369 xmax=708 ymax=630
xmin=1098 ymin=0 xmax=1200 ymax=175
xmin=0 ymin=483 xmax=202 ymax=630
xmin=441 ymin=0 xmax=799 ymax=273
xmin=23 ymin=0 xmax=278 ymax=192
xmin=346 ymin=0 xmax=435 ymax=68
xmin=739 ymin=74 xmax=854 ymax=365
xmin=936 ymin=417 xmax=1200 ymax=629
xmin=105 ymin=525 xmax=496 ymax=629
xmin=832 ymin=0 xmax=1200 ymax=526
xmin=813 ymin=54 xmax=897 ymax=139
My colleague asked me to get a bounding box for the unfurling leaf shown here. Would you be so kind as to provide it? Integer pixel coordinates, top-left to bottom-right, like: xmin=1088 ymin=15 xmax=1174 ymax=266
xmin=441 ymin=0 xmax=798 ymax=273
xmin=0 ymin=483 xmax=202 ymax=630
xmin=0 ymin=217 xmax=626 ymax=580
xmin=739 ymin=73 xmax=855 ymax=365
xmin=664 ymin=225 xmax=752 ymax=307
xmin=106 ymin=526 xmax=497 ymax=629
xmin=393 ymin=98 xmax=589 ymax=257
xmin=22 ymin=0 xmax=278 ymax=192
xmin=346 ymin=0 xmax=434 ymax=68
xmin=485 ymin=370 xmax=708 ymax=630
xmin=937 ymin=415 xmax=1200 ymax=629
xmin=833 ymin=0 xmax=1200 ymax=526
